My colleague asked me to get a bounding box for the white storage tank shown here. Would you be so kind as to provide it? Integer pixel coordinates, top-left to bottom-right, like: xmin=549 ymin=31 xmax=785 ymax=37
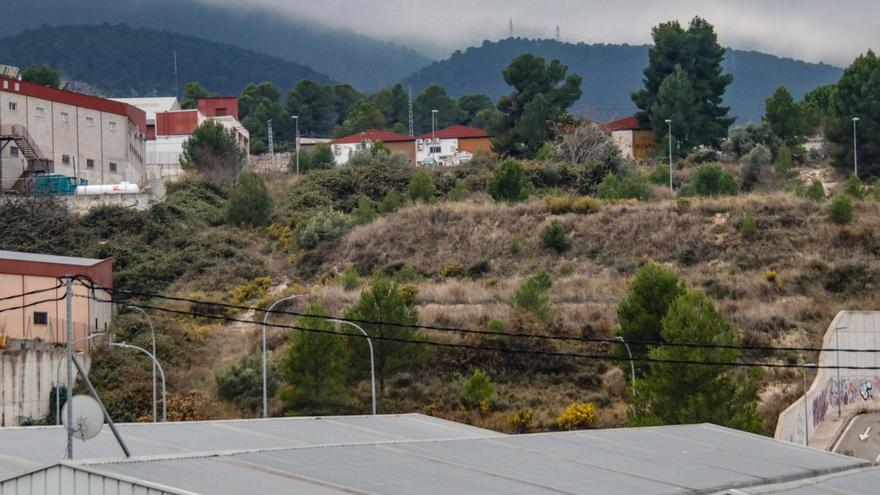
xmin=76 ymin=182 xmax=140 ymax=195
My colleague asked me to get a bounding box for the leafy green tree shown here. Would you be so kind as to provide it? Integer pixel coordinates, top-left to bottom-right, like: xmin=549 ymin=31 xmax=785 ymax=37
xmin=333 ymin=84 xmax=364 ymax=125
xmin=764 ymin=87 xmax=808 ymax=148
xmin=286 ymin=80 xmax=338 ymax=137
xmin=488 ymin=159 xmax=529 ymax=202
xmin=181 ymin=120 xmax=245 ymax=186
xmin=461 ymin=369 xmax=495 ymax=405
xmin=826 ymin=51 xmax=880 ymax=177
xmin=492 ymin=54 xmax=582 ymax=157
xmin=414 ymin=84 xmax=465 ymax=133
xmin=802 ymin=84 xmax=836 ymax=131
xmin=458 ymin=94 xmax=495 ymax=126
xmin=21 ymin=64 xmax=61 ymax=88
xmin=281 ymin=301 xmax=350 ymax=414
xmin=371 ymin=84 xmax=410 ymax=130
xmin=407 ymin=169 xmax=436 ymax=203
xmin=345 ymin=274 xmax=427 ymax=395
xmin=334 ymin=100 xmax=386 ymax=137
xmin=633 ymin=17 xmax=734 ymax=149
xmin=511 ymin=269 xmax=554 ymax=322
xmin=650 ymin=65 xmax=703 ymax=154
xmin=239 ymin=82 xmax=289 ymax=153
xmin=180 ymin=82 xmax=213 ymax=109
xmin=616 ymin=262 xmax=686 ymax=374
xmin=540 ymin=220 xmax=569 ymax=253
xmin=722 ymin=123 xmax=781 ymax=159
xmin=629 ymin=290 xmax=762 ymax=432
xmin=227 ymin=171 xmax=272 ymax=227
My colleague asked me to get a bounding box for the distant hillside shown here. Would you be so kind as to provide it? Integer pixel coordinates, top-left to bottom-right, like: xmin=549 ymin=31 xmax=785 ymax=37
xmin=4 ymin=0 xmax=430 ymax=91
xmin=403 ymin=38 xmax=843 ymax=123
xmin=0 ymin=24 xmax=332 ymax=97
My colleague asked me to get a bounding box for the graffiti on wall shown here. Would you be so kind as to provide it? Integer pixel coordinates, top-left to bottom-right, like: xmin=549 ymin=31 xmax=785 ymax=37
xmin=812 ymin=377 xmax=880 ymax=427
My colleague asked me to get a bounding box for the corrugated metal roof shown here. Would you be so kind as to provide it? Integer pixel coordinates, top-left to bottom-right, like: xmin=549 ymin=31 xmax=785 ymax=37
xmin=112 ymin=97 xmax=181 ymax=121
xmin=1 ymin=417 xmax=867 ymax=494
xmin=0 ymin=250 xmax=106 ymax=267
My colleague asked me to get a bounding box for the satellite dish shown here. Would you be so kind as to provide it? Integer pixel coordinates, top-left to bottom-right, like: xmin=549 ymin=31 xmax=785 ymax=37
xmin=61 ymin=395 xmax=105 ymax=441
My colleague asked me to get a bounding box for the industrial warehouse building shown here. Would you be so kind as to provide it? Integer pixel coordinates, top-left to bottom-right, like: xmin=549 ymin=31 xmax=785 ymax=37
xmin=0 ymin=250 xmax=113 ymax=426
xmin=0 ymin=76 xmax=148 ymax=193
xmin=0 ymin=413 xmax=878 ymax=494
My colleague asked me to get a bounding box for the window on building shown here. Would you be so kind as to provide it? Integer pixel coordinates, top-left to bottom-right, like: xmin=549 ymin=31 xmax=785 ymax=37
xmin=108 ymin=121 xmax=117 ymax=131
xmin=60 ymin=112 xmax=69 ymax=123
xmin=35 ymin=106 xmax=46 ymax=117
xmin=33 ymin=312 xmax=48 ymax=326
xmin=86 ymin=159 xmax=94 ymax=168
xmin=10 ymin=146 xmax=18 ymax=157
xmin=8 ymin=102 xmax=16 ymax=112
xmin=109 ymin=162 xmax=117 ymax=172
xmin=430 ymin=146 xmax=441 ymax=154
xmin=85 ymin=117 xmax=95 ymax=127
xmin=215 ymin=108 xmax=227 ymax=116
xmin=62 ymin=154 xmax=70 ymax=164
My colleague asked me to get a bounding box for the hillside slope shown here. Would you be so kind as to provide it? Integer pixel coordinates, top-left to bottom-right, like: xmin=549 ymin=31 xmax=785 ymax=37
xmin=402 ymin=38 xmax=843 ymax=123
xmin=4 ymin=0 xmax=429 ymax=91
xmin=0 ymin=24 xmax=332 ymax=97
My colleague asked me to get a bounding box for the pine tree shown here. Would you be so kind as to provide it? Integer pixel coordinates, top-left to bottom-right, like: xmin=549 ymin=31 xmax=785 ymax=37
xmin=826 ymin=50 xmax=880 ymax=176
xmin=764 ymin=87 xmax=807 ymax=148
xmin=227 ymin=171 xmax=272 ymax=227
xmin=633 ymin=17 xmax=734 ymax=150
xmin=281 ymin=301 xmax=350 ymax=414
xmin=649 ymin=66 xmax=702 ymax=154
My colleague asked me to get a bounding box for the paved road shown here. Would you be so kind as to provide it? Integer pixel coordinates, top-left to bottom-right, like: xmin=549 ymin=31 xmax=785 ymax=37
xmin=834 ymin=413 xmax=880 ymax=462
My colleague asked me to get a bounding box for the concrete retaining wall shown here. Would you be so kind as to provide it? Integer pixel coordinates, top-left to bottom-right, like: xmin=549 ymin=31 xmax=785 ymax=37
xmin=775 ymin=311 xmax=880 ymax=446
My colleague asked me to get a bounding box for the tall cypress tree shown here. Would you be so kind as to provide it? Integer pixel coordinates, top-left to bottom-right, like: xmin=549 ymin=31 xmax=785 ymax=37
xmin=633 ymin=17 xmax=734 ymax=151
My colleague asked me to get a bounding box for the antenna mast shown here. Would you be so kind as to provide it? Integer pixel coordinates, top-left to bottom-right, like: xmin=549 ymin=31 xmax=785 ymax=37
xmin=407 ymin=86 xmax=414 ymax=137
xmin=556 ymin=26 xmax=560 ymax=40
xmin=173 ymin=50 xmax=179 ymax=99
xmin=509 ymin=18 xmax=514 ymax=37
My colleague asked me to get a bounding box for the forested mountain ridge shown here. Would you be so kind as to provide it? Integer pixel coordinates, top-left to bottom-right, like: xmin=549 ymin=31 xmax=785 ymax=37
xmin=0 ymin=24 xmax=333 ymax=97
xmin=403 ymin=38 xmax=843 ymax=123
xmin=4 ymin=0 xmax=430 ymax=90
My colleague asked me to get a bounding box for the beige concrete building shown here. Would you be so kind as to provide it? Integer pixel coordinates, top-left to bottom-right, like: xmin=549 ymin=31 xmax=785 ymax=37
xmin=0 ymin=76 xmax=147 ymax=193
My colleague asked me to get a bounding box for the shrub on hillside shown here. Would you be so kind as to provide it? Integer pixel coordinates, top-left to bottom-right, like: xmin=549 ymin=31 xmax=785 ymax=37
xmin=842 ymin=175 xmax=865 ymax=199
xmin=804 ymin=179 xmax=825 ymax=201
xmin=337 ymin=265 xmax=360 ymax=291
xmin=351 ymin=196 xmax=377 ymax=225
xmin=721 ymin=122 xmax=780 ymax=159
xmin=408 ymin=169 xmax=436 ymax=203
xmin=298 ymin=209 xmax=353 ymax=248
xmin=511 ymin=269 xmax=554 ymax=321
xmin=541 ymin=220 xmax=570 ymax=253
xmin=596 ymin=172 xmax=652 ymax=201
xmin=460 ymin=369 xmax=495 ymax=406
xmin=447 ymin=179 xmax=470 ymax=201
xmin=488 ymin=159 xmax=529 ymax=202
xmin=739 ymin=211 xmax=758 ymax=239
xmin=378 ymin=190 xmax=404 ymax=214
xmin=227 ymin=171 xmax=272 ymax=227
xmin=215 ymin=353 xmax=269 ymax=412
xmin=681 ymin=164 xmax=738 ymax=197
xmin=828 ymin=194 xmax=854 ymax=224
xmin=649 ymin=165 xmax=670 ymax=186
xmin=774 ymin=145 xmax=794 ymax=177
xmin=556 ymin=402 xmax=596 ymax=430
xmin=741 ymin=144 xmax=772 ymax=190
xmin=545 ymin=196 xmax=600 ymax=215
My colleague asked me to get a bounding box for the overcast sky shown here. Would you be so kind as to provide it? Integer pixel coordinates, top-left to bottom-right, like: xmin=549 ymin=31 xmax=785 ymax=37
xmin=197 ymin=0 xmax=877 ymax=66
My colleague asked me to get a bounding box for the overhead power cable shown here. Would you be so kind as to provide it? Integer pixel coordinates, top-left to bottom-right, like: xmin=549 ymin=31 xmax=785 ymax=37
xmin=0 ymin=282 xmax=64 ymax=302
xmin=0 ymin=296 xmax=66 ymax=314
xmin=101 ymin=297 xmax=880 ymax=372
xmin=75 ymin=281 xmax=879 ymax=356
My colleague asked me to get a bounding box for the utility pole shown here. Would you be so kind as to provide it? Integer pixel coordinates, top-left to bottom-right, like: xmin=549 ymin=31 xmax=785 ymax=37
xmin=509 ymin=18 xmax=514 ymax=37
xmin=407 ymin=86 xmax=414 ymax=137
xmin=292 ymin=116 xmax=300 ymax=176
xmin=267 ymin=119 xmax=274 ymax=171
xmin=665 ymin=119 xmax=673 ymax=191
xmin=173 ymin=50 xmax=179 ymax=100
xmin=65 ymin=277 xmax=74 ymax=459
xmin=556 ymin=25 xmax=560 ymax=41
xmin=853 ymin=117 xmax=860 ymax=178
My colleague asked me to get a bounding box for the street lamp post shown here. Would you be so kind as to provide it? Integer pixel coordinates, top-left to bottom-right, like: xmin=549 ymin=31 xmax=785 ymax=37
xmin=127 ymin=306 xmax=157 ymax=423
xmin=330 ymin=319 xmax=376 ymax=415
xmin=803 ymin=363 xmax=816 ymax=447
xmin=431 ymin=109 xmax=439 ymax=165
xmin=614 ymin=336 xmax=636 ymax=397
xmin=262 ymin=294 xmax=303 ymax=418
xmin=292 ymin=115 xmax=300 ymax=176
xmin=665 ymin=119 xmax=673 ymax=191
xmin=110 ymin=342 xmax=167 ymax=422
xmin=852 ymin=117 xmax=860 ymax=178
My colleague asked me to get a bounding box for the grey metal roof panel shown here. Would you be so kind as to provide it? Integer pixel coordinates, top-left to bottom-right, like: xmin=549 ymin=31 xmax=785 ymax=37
xmin=0 ymin=249 xmax=106 ymax=266
xmin=739 ymin=466 xmax=880 ymax=494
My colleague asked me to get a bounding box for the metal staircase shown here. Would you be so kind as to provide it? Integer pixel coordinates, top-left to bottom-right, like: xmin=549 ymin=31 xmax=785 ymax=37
xmin=0 ymin=124 xmax=53 ymax=194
